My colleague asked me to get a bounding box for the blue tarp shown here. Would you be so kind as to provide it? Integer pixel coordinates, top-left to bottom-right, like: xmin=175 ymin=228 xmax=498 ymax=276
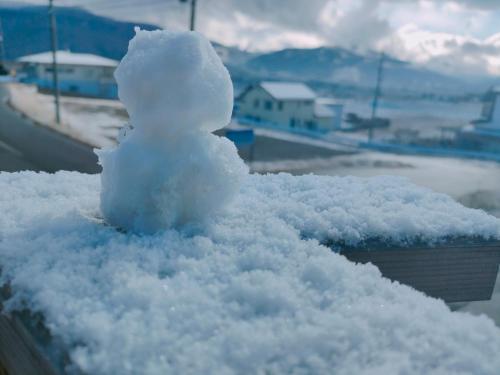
xmin=226 ymin=129 xmax=255 ymax=146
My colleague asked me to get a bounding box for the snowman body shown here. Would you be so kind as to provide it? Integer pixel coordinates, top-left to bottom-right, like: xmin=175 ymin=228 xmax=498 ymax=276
xmin=97 ymin=29 xmax=247 ymax=233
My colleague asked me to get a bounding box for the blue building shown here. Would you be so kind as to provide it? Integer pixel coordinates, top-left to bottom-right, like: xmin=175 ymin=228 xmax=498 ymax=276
xmin=16 ymin=51 xmax=119 ymax=99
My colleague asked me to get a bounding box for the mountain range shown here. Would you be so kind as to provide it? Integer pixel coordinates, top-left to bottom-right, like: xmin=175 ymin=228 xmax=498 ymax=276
xmin=1 ymin=3 xmax=496 ymax=98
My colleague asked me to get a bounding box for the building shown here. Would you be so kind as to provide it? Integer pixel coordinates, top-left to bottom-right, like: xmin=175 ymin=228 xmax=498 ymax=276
xmin=457 ymin=86 xmax=500 ymax=152
xmin=236 ymin=81 xmax=343 ymax=133
xmin=315 ymin=97 xmax=344 ymax=130
xmin=16 ymin=51 xmax=119 ymax=99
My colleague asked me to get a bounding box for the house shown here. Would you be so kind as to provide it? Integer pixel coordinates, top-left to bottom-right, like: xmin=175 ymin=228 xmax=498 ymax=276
xmin=236 ymin=81 xmax=342 ymax=133
xmin=16 ymin=51 xmax=119 ymax=99
xmin=315 ymin=97 xmax=344 ymax=130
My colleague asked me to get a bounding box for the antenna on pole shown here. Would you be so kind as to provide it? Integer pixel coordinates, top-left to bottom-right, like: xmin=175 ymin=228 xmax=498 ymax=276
xmin=180 ymin=0 xmax=197 ymax=31
xmin=48 ymin=0 xmax=61 ymax=124
xmin=369 ymin=52 xmax=385 ymax=141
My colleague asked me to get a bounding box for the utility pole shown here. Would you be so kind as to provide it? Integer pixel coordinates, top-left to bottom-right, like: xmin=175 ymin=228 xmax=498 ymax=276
xmin=189 ymin=0 xmax=196 ymax=31
xmin=0 ymin=19 xmax=5 ymax=67
xmin=180 ymin=0 xmax=197 ymax=31
xmin=369 ymin=52 xmax=385 ymax=141
xmin=49 ymin=0 xmax=61 ymax=124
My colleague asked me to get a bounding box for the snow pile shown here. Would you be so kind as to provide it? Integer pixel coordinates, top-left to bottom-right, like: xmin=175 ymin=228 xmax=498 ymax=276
xmin=1 ymin=172 xmax=500 ymax=374
xmin=7 ymin=83 xmax=124 ymax=148
xmin=96 ymin=29 xmax=247 ymax=233
xmin=243 ymin=173 xmax=500 ymax=246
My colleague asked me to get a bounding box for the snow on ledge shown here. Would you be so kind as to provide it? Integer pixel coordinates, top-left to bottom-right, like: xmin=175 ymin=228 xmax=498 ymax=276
xmin=1 ymin=171 xmax=500 ymax=374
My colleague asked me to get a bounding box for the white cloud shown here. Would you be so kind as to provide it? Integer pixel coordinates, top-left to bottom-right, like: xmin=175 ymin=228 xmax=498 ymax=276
xmin=6 ymin=0 xmax=500 ymax=76
xmin=203 ymin=11 xmax=325 ymax=51
xmin=378 ymin=24 xmax=500 ymax=76
xmin=194 ymin=0 xmax=500 ymax=76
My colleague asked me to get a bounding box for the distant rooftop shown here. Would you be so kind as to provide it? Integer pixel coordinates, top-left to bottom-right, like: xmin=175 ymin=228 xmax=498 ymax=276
xmin=260 ymin=81 xmax=316 ymax=100
xmin=317 ymin=97 xmax=341 ymax=106
xmin=315 ymin=97 xmax=343 ymax=117
xmin=18 ymin=51 xmax=119 ymax=67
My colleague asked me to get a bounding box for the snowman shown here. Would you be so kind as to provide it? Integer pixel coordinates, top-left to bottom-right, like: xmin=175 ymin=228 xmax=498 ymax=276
xmin=97 ymin=28 xmax=247 ymax=234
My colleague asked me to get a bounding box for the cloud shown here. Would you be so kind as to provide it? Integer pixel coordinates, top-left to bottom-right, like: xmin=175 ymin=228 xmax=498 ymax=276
xmin=319 ymin=0 xmax=392 ymax=51
xmin=196 ymin=0 xmax=393 ymax=52
xmin=379 ymin=24 xmax=500 ymax=76
xmin=196 ymin=0 xmax=500 ymax=77
xmin=6 ymin=0 xmax=500 ymax=76
xmin=452 ymin=0 xmax=500 ymax=10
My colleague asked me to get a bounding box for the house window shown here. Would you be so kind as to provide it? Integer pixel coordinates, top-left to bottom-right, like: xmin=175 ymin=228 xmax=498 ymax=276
xmin=306 ymin=121 xmax=317 ymax=130
xmin=290 ymin=118 xmax=296 ymax=128
xmin=101 ymin=68 xmax=114 ymax=79
xmin=46 ymin=67 xmax=74 ymax=74
xmin=265 ymin=100 xmax=273 ymax=110
xmin=278 ymin=101 xmax=283 ymax=111
xmin=254 ymin=99 xmax=260 ymax=108
xmin=304 ymin=101 xmax=312 ymax=105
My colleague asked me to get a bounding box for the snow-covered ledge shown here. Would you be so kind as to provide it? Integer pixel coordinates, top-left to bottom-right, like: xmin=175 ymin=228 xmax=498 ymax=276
xmin=1 ymin=29 xmax=500 ymax=374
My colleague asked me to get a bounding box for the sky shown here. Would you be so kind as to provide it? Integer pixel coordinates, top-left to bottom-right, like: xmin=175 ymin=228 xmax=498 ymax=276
xmin=7 ymin=0 xmax=500 ymax=77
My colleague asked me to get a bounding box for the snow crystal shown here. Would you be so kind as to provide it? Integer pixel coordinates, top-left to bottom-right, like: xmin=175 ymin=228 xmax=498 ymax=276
xmin=97 ymin=29 xmax=247 ymax=233
xmin=1 ymin=171 xmax=500 ymax=374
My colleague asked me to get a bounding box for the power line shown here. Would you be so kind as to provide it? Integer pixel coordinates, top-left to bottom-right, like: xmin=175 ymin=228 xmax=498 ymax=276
xmin=49 ymin=0 xmax=198 ymax=32
xmin=74 ymin=0 xmax=182 ymax=13
xmin=369 ymin=52 xmax=385 ymax=141
xmin=0 ymin=18 xmax=5 ymax=65
xmin=68 ymin=0 xmax=197 ymax=31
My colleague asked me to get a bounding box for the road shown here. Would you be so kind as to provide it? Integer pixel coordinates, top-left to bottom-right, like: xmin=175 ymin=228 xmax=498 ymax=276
xmin=0 ymin=81 xmax=357 ymax=173
xmin=0 ymin=138 xmax=38 ymax=172
xmin=0 ymin=84 xmax=100 ymax=173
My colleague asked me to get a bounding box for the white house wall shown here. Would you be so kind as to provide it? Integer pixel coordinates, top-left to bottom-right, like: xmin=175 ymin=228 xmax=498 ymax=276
xmin=35 ymin=64 xmax=115 ymax=83
xmin=20 ymin=62 xmax=118 ymax=99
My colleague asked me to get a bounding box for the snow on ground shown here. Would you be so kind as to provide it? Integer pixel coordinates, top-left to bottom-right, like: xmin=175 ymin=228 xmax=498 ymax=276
xmin=339 ymin=97 xmax=481 ymax=140
xmin=1 ymin=171 xmax=500 ymax=374
xmin=307 ymin=152 xmax=500 ymax=210
xmin=7 ymin=82 xmax=125 ymax=148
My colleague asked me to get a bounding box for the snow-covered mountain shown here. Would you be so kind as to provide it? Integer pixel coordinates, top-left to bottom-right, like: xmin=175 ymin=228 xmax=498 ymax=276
xmin=236 ymin=47 xmax=481 ymax=96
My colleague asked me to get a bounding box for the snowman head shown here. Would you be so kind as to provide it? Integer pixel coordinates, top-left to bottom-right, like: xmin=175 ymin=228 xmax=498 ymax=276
xmin=115 ymin=28 xmax=233 ymax=138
